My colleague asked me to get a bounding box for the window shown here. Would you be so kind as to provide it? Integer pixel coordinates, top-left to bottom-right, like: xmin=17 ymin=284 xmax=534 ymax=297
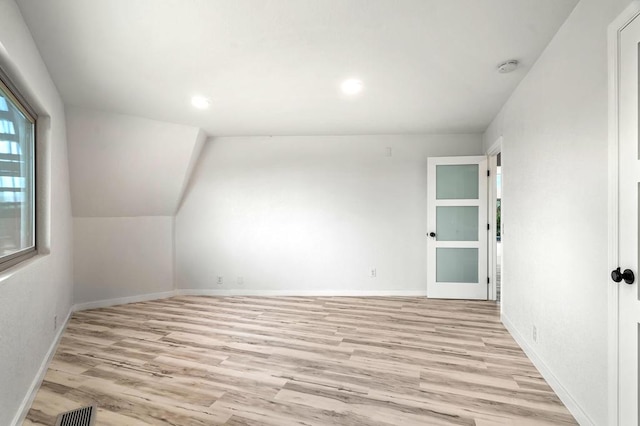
xmin=0 ymin=73 xmax=36 ymax=269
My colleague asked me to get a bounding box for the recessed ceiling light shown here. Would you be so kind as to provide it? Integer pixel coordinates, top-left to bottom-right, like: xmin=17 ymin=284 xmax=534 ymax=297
xmin=497 ymin=60 xmax=519 ymax=73
xmin=191 ymin=95 xmax=210 ymax=109
xmin=341 ymin=79 xmax=363 ymax=95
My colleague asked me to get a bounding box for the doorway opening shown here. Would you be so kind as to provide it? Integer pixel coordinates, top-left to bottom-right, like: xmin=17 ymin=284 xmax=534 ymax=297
xmin=487 ymin=140 xmax=502 ymax=303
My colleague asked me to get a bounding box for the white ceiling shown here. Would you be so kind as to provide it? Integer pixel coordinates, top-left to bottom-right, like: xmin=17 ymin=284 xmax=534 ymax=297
xmin=16 ymin=0 xmax=577 ymax=136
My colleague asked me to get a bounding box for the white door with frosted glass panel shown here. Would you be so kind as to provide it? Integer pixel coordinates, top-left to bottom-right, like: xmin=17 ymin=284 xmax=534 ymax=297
xmin=616 ymin=12 xmax=640 ymax=423
xmin=427 ymin=156 xmax=487 ymax=299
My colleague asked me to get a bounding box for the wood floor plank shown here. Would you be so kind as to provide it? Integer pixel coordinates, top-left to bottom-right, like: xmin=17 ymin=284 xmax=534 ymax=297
xmin=24 ymin=296 xmax=576 ymax=425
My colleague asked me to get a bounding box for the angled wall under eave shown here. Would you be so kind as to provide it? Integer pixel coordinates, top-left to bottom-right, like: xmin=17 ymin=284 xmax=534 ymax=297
xmin=66 ymin=107 xmax=204 ymax=305
xmin=67 ymin=107 xmax=202 ymax=217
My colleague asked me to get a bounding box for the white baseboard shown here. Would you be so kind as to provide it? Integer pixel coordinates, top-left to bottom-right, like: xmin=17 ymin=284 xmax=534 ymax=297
xmin=176 ymin=288 xmax=428 ymax=297
xmin=72 ymin=290 xmax=177 ymax=312
xmin=11 ymin=308 xmax=73 ymax=426
xmin=72 ymin=288 xmax=427 ymax=312
xmin=501 ymin=313 xmax=593 ymax=426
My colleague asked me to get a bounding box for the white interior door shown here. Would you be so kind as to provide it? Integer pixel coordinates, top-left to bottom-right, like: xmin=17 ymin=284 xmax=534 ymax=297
xmin=617 ymin=13 xmax=640 ymax=424
xmin=427 ymin=156 xmax=487 ymax=299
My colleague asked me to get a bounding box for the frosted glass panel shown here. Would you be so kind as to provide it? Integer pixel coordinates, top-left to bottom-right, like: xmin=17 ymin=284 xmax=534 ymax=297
xmin=436 ymin=248 xmax=478 ymax=283
xmin=436 ymin=206 xmax=478 ymax=241
xmin=436 ymin=164 xmax=479 ymax=199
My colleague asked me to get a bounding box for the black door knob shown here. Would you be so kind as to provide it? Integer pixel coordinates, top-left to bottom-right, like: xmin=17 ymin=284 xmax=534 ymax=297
xmin=428 ymin=232 xmax=436 ymax=238
xmin=611 ymin=267 xmax=635 ymax=285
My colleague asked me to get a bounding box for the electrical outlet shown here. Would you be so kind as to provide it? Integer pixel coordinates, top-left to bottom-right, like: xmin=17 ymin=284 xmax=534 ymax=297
xmin=532 ymin=325 xmax=537 ymax=342
xmin=216 ymin=276 xmax=224 ymax=286
xmin=54 ymin=315 xmax=57 ymax=331
xmin=370 ymin=268 xmax=377 ymax=278
xmin=236 ymin=276 xmax=244 ymax=286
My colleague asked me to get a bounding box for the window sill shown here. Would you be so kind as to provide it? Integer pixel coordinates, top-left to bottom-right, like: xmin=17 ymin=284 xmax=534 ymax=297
xmin=0 ymin=251 xmax=48 ymax=285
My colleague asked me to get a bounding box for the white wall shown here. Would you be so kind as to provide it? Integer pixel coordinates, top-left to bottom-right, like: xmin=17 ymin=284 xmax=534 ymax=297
xmin=176 ymin=134 xmax=482 ymax=294
xmin=0 ymin=1 xmax=73 ymax=424
xmin=483 ymin=0 xmax=631 ymax=423
xmin=73 ymin=217 xmax=173 ymax=305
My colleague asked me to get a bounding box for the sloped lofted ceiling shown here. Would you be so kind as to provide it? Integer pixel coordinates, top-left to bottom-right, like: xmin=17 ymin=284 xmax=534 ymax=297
xmin=66 ymin=107 xmax=205 ymax=217
xmin=16 ymin=0 xmax=578 ymax=136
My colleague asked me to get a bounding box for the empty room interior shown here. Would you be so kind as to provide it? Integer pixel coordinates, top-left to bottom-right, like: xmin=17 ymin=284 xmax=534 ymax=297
xmin=0 ymin=0 xmax=638 ymax=425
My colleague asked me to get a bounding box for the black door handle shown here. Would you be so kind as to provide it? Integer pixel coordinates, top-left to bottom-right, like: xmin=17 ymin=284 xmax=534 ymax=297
xmin=611 ymin=267 xmax=635 ymax=285
xmin=428 ymin=232 xmax=436 ymax=238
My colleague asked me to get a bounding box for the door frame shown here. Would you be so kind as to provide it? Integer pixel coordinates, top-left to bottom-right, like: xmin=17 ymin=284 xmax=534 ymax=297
xmin=608 ymin=3 xmax=640 ymax=424
xmin=487 ymin=137 xmax=502 ymax=303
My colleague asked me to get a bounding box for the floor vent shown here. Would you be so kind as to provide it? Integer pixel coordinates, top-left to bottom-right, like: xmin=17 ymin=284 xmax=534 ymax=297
xmin=55 ymin=405 xmax=96 ymax=426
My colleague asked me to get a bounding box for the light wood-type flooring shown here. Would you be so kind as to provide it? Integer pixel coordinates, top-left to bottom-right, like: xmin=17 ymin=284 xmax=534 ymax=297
xmin=24 ymin=296 xmax=576 ymax=425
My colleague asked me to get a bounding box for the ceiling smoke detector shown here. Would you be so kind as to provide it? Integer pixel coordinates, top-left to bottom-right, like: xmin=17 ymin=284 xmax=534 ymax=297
xmin=497 ymin=60 xmax=519 ymax=73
